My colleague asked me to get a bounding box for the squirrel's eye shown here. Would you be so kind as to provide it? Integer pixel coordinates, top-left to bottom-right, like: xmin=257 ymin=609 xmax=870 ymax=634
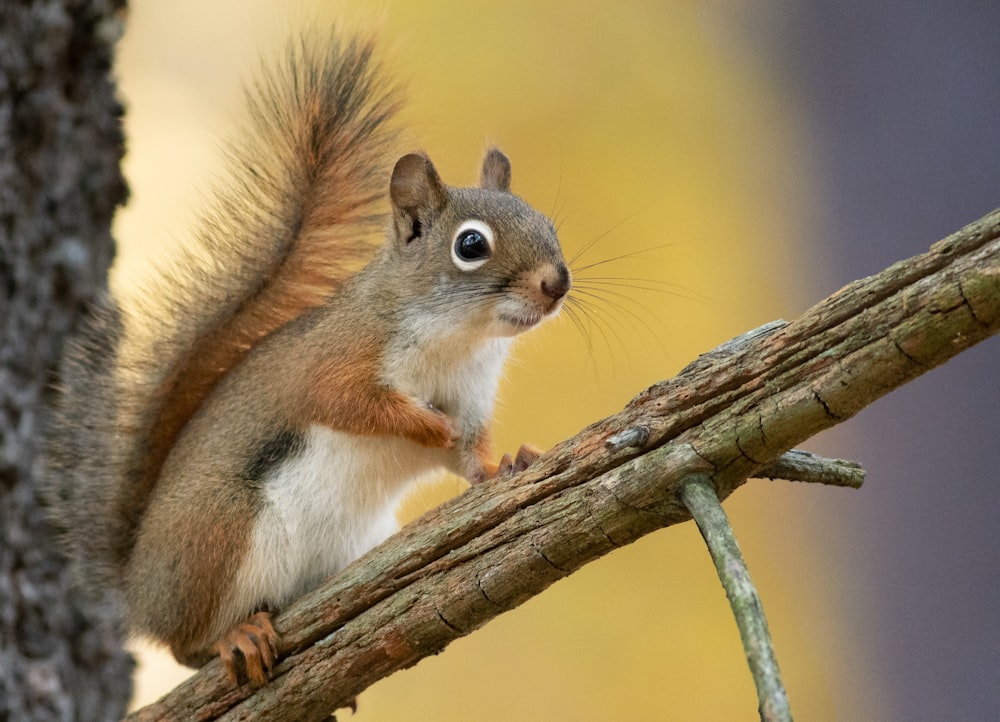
xmin=451 ymin=220 xmax=494 ymax=271
xmin=456 ymin=230 xmax=489 ymax=260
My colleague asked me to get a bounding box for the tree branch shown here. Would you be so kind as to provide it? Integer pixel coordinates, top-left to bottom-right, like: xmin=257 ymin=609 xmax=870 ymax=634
xmin=128 ymin=209 xmax=1000 ymax=721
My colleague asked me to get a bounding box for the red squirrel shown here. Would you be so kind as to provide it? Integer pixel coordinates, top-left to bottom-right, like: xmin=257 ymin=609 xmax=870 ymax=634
xmin=46 ymin=31 xmax=569 ymax=686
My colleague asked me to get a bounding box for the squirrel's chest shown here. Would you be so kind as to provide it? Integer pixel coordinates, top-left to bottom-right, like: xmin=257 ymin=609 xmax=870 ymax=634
xmin=229 ymin=425 xmax=443 ymax=612
xmin=386 ymin=334 xmax=512 ymax=428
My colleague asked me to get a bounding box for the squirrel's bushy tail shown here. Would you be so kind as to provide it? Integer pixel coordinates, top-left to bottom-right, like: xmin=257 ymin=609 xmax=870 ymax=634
xmin=47 ymin=298 xmax=126 ymax=598
xmin=47 ymin=31 xmax=400 ymax=595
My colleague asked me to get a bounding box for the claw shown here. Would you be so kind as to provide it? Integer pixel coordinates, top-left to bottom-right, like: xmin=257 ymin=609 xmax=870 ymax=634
xmin=492 ymin=444 xmax=541 ymax=479
xmin=211 ymin=611 xmax=280 ymax=687
xmin=513 ymin=445 xmax=539 ymax=470
xmin=496 ymin=452 xmax=515 ymax=475
xmin=330 ymin=696 xmax=359 ymax=721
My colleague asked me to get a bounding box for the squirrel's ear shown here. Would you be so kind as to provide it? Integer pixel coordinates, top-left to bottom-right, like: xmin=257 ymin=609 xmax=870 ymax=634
xmin=390 ymin=153 xmax=447 ymax=243
xmin=479 ymin=148 xmax=511 ymax=192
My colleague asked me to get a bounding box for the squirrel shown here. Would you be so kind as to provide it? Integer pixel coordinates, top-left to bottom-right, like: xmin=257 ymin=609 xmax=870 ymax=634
xmin=45 ymin=31 xmax=570 ymax=687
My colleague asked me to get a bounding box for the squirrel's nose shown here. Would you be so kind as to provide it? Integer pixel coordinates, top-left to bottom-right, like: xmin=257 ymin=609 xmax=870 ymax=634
xmin=540 ymin=264 xmax=571 ymax=302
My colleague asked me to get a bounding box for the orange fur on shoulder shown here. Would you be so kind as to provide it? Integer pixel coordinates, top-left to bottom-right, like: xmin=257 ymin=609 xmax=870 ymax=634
xmin=301 ymin=336 xmax=457 ymax=448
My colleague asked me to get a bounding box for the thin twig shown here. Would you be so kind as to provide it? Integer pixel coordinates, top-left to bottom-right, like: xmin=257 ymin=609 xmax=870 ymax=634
xmin=679 ymin=476 xmax=792 ymax=722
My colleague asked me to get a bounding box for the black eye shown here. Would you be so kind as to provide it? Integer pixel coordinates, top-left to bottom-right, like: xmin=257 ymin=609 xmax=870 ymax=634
xmin=455 ymin=229 xmax=491 ymax=261
xmin=451 ymin=220 xmax=495 ymax=271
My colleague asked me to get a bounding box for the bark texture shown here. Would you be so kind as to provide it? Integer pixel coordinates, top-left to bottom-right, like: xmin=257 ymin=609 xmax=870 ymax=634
xmin=128 ymin=210 xmax=1000 ymax=721
xmin=0 ymin=1 xmax=132 ymax=719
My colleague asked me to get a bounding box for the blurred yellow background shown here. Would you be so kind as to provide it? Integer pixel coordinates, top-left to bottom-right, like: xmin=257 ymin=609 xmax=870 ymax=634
xmin=114 ymin=1 xmax=878 ymax=719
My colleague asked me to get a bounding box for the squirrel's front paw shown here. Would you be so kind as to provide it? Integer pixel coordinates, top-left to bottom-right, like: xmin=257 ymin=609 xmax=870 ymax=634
xmin=411 ymin=400 xmax=460 ymax=449
xmin=495 ymin=444 xmax=540 ymax=477
xmin=472 ymin=444 xmax=540 ymax=483
xmin=211 ymin=611 xmax=279 ymax=687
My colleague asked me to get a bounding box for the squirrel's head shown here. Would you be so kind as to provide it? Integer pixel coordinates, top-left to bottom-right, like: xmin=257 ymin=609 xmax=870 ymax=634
xmin=387 ymin=148 xmax=570 ymax=341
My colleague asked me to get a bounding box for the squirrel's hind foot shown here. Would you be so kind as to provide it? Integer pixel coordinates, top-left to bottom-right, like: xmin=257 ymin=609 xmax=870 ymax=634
xmin=211 ymin=611 xmax=280 ymax=687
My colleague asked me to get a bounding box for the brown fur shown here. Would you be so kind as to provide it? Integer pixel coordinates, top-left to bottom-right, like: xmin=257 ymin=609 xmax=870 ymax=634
xmin=47 ymin=29 xmax=570 ymax=688
xmin=302 ymin=334 xmax=458 ymax=447
xmin=124 ymin=457 xmax=262 ymax=660
xmin=107 ymin=34 xmax=401 ymax=572
xmin=139 ymin=37 xmax=401 ymax=511
xmin=47 ymin=31 xmax=402 ymax=677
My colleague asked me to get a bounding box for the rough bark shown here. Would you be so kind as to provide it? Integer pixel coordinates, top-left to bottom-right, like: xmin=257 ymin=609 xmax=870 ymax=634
xmin=0 ymin=1 xmax=132 ymax=720
xmin=128 ymin=209 xmax=1000 ymax=721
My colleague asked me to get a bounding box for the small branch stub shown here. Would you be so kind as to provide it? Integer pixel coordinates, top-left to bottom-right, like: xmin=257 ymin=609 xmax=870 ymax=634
xmin=757 ymin=449 xmax=865 ymax=489
xmin=605 ymin=425 xmax=650 ymax=451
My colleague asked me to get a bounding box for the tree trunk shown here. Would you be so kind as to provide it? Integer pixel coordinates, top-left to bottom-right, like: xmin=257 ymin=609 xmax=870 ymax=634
xmin=0 ymin=1 xmax=131 ymax=719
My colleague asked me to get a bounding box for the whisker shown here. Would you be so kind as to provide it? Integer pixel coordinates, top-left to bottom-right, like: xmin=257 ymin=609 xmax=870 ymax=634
xmin=553 ymin=198 xmax=570 ymax=234
xmin=569 ymin=242 xmax=677 ymax=273
xmin=560 ymin=303 xmax=603 ymax=379
xmin=573 ymin=277 xmax=709 ymax=305
xmin=569 ymin=287 xmax=668 ymax=351
xmin=560 ymin=303 xmax=593 ymax=354
xmin=566 ymin=207 xmax=648 ymax=267
xmin=549 ymin=154 xmax=564 ymax=221
xmin=565 ymin=295 xmax=635 ymax=372
xmin=564 ymin=296 xmax=621 ymax=373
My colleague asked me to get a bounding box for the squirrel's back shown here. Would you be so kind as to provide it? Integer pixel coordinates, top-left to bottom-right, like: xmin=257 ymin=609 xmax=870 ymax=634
xmin=46 ymin=31 xmax=400 ymax=595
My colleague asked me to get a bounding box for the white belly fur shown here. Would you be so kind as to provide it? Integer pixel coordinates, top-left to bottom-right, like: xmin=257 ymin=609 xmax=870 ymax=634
xmin=226 ymin=425 xmax=445 ymax=618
